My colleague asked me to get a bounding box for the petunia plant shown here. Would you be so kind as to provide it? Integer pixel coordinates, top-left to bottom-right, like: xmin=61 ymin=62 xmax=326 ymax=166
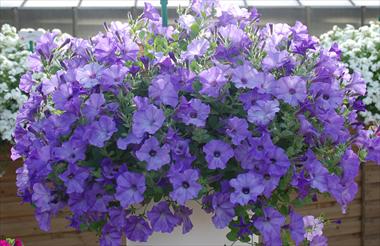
xmin=12 ymin=1 xmax=380 ymax=246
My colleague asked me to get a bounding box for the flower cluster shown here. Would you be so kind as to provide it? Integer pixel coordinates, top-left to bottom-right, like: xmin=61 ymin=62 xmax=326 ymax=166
xmin=0 ymin=24 xmax=30 ymax=141
xmin=0 ymin=238 xmax=23 ymax=246
xmin=12 ymin=1 xmax=380 ymax=246
xmin=0 ymin=24 xmax=69 ymax=141
xmin=320 ymin=22 xmax=380 ymax=124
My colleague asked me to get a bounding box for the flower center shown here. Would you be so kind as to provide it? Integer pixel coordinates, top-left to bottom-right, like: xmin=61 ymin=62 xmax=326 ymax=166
xmin=257 ymin=145 xmax=264 ymax=151
xmin=190 ymin=112 xmax=198 ymax=118
xmin=96 ymin=193 xmax=103 ymax=199
xmin=182 ymin=181 xmax=190 ymax=189
xmin=270 ymin=158 xmax=276 ymax=164
xmin=241 ymin=78 xmax=248 ymax=84
xmin=289 ymin=88 xmax=296 ymax=95
xmin=213 ymin=151 xmax=221 ymax=158
xmin=264 ymin=173 xmax=271 ymax=180
xmin=68 ymin=173 xmax=75 ymax=179
xmin=323 ymin=94 xmax=330 ymax=100
xmin=149 ymin=150 xmax=157 ymax=157
xmin=242 ymin=187 xmax=250 ymax=194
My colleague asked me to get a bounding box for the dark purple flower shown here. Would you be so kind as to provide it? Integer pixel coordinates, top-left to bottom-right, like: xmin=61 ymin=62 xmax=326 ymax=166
xmin=35 ymin=32 xmax=57 ymax=60
xmin=68 ymin=192 xmax=89 ymax=215
xmin=54 ymin=139 xmax=86 ymax=164
xmin=132 ymin=104 xmax=165 ymax=138
xmin=169 ymin=169 xmax=202 ymax=205
xmin=176 ymin=97 xmax=210 ymax=127
xmin=212 ymin=192 xmax=235 ymax=229
xmin=87 ymin=115 xmax=117 ymax=147
xmin=230 ymin=172 xmax=264 ymax=205
xmin=149 ymin=74 xmax=178 ymax=107
xmin=59 ymin=164 xmax=89 ymax=194
xmin=303 ymin=150 xmax=329 ymax=193
xmin=199 ymin=66 xmax=227 ymax=98
xmin=174 ymin=205 xmax=193 ymax=234
xmin=239 ymin=89 xmax=272 ymax=111
xmin=225 ymin=117 xmax=251 ymax=145
xmin=203 ymin=140 xmax=234 ymax=169
xmin=253 ymin=207 xmax=285 ymax=245
xmin=125 ymin=216 xmax=153 ymax=242
xmin=272 ymin=76 xmax=307 ymax=106
xmin=115 ymin=171 xmax=146 ymax=208
xmin=289 ymin=211 xmax=305 ymax=245
xmin=85 ymin=184 xmax=113 ymax=213
xmin=171 ymin=68 xmax=195 ymax=92
xmin=136 ymin=137 xmax=170 ymax=170
xmin=147 ymin=201 xmax=180 ymax=233
xmin=100 ymin=224 xmax=122 ymax=246
xmin=247 ymin=99 xmax=280 ymax=125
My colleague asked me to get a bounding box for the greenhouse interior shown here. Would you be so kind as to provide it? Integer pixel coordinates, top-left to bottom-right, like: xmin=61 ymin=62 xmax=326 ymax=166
xmin=0 ymin=0 xmax=380 ymax=246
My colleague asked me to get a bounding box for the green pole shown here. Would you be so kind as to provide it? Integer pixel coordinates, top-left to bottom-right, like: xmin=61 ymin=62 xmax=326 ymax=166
xmin=28 ymin=40 xmax=34 ymax=52
xmin=160 ymin=0 xmax=168 ymax=27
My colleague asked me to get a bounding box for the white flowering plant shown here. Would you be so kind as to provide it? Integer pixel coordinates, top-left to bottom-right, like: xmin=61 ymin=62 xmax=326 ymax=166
xmin=0 ymin=24 xmax=30 ymax=142
xmin=320 ymin=22 xmax=380 ymax=125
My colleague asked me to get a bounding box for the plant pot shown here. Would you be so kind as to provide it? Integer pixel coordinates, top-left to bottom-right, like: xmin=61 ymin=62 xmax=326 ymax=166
xmin=127 ymin=201 xmax=258 ymax=246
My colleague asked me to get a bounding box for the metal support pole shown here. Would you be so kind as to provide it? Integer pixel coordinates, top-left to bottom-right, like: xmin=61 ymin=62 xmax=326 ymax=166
xmin=160 ymin=0 xmax=168 ymax=27
xmin=305 ymin=6 xmax=311 ymax=27
xmin=12 ymin=7 xmax=20 ymax=30
xmin=360 ymin=6 xmax=366 ymax=26
xmin=72 ymin=7 xmax=78 ymax=37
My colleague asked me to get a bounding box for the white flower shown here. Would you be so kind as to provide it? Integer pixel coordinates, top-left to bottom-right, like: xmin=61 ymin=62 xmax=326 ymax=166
xmin=320 ymin=21 xmax=380 ymax=124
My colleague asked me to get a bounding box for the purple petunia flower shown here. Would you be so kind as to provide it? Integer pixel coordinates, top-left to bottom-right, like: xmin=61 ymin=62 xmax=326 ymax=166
xmin=211 ymin=192 xmax=235 ymax=229
xmin=253 ymin=207 xmax=285 ymax=245
xmin=176 ymin=97 xmax=210 ymax=127
xmin=199 ymin=66 xmax=227 ymax=98
xmin=54 ymin=139 xmax=86 ymax=164
xmin=87 ymin=115 xmax=117 ymax=148
xmin=203 ymin=140 xmax=234 ymax=169
xmin=310 ymin=235 xmax=328 ymax=246
xmin=59 ymin=164 xmax=89 ymax=194
xmin=32 ymin=183 xmax=52 ymax=213
xmin=225 ymin=117 xmax=251 ymax=145
xmin=115 ymin=171 xmax=146 ymax=208
xmin=82 ymin=93 xmax=106 ymax=121
xmin=272 ymin=76 xmax=307 ymax=106
xmin=85 ymin=184 xmax=113 ymax=213
xmin=147 ymin=201 xmax=180 ymax=233
xmin=136 ymin=137 xmax=170 ymax=171
xmin=169 ymin=169 xmax=202 ymax=205
xmin=174 ymin=205 xmax=193 ymax=234
xmin=230 ymin=172 xmax=264 ymax=205
xmin=132 ymin=104 xmax=165 ymax=138
xmin=289 ymin=211 xmax=305 ymax=245
xmin=182 ymin=38 xmax=210 ymax=61
xmin=366 ymin=137 xmax=380 ymax=164
xmin=303 ymin=215 xmax=324 ymax=241
xmin=247 ymin=99 xmax=280 ymax=125
xmin=76 ymin=63 xmax=104 ymax=88
xmin=231 ymin=63 xmax=260 ymax=89
xmin=149 ymin=74 xmax=178 ymax=107
xmin=125 ymin=216 xmax=153 ymax=242
xmin=100 ymin=224 xmax=122 ymax=246
xmin=239 ymin=89 xmax=272 ymax=111
xmin=19 ymin=72 xmax=34 ymax=93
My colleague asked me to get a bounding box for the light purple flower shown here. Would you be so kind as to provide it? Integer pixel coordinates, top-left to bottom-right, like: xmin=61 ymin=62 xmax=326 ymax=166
xmin=203 ymin=140 xmax=234 ymax=169
xmin=247 ymin=99 xmax=280 ymax=125
xmin=225 ymin=117 xmax=251 ymax=145
xmin=272 ymin=76 xmax=307 ymax=106
xmin=76 ymin=63 xmax=104 ymax=88
xmin=115 ymin=171 xmax=146 ymax=208
xmin=136 ymin=137 xmax=170 ymax=170
xmin=199 ymin=66 xmax=227 ymax=98
xmin=229 ymin=172 xmax=264 ymax=205
xmin=182 ymin=38 xmax=210 ymax=61
xmin=303 ymin=215 xmax=324 ymax=241
xmin=87 ymin=115 xmax=117 ymax=148
xmin=253 ymin=207 xmax=285 ymax=245
xmin=59 ymin=164 xmax=89 ymax=194
xmin=147 ymin=201 xmax=180 ymax=233
xmin=176 ymin=97 xmax=210 ymax=127
xmin=231 ymin=63 xmax=260 ymax=89
xmin=290 ymin=211 xmax=305 ymax=245
xmin=132 ymin=104 xmax=165 ymax=138
xmin=169 ymin=169 xmax=202 ymax=205
xmin=211 ymin=192 xmax=235 ymax=229
xmin=149 ymin=74 xmax=178 ymax=107
xmin=32 ymin=183 xmax=51 ymax=213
